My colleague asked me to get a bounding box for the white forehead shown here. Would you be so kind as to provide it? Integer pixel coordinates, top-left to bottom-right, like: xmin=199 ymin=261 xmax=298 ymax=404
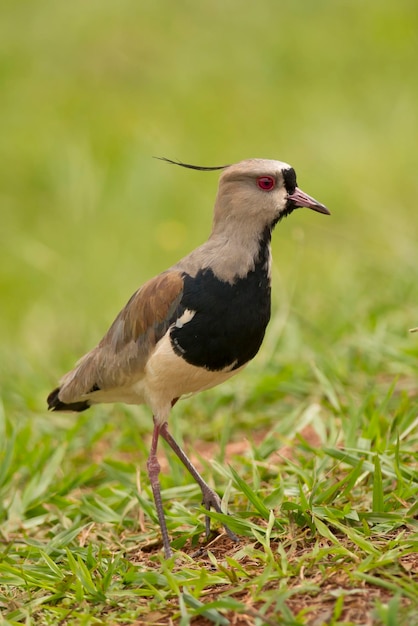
xmin=221 ymin=158 xmax=293 ymax=179
xmin=238 ymin=158 xmax=292 ymax=170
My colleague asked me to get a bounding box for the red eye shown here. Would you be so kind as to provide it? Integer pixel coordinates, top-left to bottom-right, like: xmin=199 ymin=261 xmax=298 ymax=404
xmin=256 ymin=176 xmax=275 ymax=191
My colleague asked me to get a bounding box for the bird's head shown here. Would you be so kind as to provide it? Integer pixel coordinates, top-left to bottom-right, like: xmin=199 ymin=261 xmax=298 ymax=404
xmin=213 ymin=158 xmax=329 ymax=233
xmin=156 ymin=157 xmax=329 ymax=239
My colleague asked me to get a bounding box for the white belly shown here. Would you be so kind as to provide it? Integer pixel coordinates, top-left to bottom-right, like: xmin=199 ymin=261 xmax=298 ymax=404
xmin=139 ymin=333 xmax=245 ymax=422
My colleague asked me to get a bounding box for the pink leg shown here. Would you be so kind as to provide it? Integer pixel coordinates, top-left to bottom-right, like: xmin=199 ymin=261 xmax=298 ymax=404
xmin=159 ymin=421 xmax=239 ymax=543
xmin=146 ymin=418 xmax=172 ymax=558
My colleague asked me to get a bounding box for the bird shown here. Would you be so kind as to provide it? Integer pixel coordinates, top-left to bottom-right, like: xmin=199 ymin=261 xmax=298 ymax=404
xmin=47 ymin=157 xmax=330 ymax=558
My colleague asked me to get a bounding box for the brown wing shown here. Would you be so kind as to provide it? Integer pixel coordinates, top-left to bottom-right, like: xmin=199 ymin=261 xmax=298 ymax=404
xmin=57 ymin=271 xmax=184 ymax=402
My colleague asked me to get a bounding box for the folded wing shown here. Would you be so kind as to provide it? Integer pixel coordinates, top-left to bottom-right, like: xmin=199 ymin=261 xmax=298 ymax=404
xmin=48 ymin=271 xmax=184 ymax=410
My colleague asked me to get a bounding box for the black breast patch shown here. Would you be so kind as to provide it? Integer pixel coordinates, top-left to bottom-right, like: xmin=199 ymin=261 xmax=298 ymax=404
xmin=170 ymin=242 xmax=272 ymax=372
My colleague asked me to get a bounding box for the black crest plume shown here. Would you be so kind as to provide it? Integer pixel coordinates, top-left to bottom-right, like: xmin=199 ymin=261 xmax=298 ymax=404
xmin=155 ymin=157 xmax=229 ymax=171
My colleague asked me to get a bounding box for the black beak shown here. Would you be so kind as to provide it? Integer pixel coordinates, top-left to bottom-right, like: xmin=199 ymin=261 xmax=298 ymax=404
xmin=287 ymin=187 xmax=330 ymax=215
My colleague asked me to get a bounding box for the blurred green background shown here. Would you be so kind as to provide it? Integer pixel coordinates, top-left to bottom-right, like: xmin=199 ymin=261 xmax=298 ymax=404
xmin=1 ymin=0 xmax=417 ymax=411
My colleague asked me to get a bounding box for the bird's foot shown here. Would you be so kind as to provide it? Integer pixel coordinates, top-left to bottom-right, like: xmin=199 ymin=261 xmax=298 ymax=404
xmin=200 ymin=484 xmax=239 ymax=544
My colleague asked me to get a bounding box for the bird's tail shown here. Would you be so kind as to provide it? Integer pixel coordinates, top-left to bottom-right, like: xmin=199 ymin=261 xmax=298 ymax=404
xmin=47 ymin=387 xmax=90 ymax=412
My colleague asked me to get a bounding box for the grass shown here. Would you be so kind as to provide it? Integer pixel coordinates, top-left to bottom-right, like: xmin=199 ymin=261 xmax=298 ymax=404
xmin=1 ymin=0 xmax=418 ymax=624
xmin=1 ymin=316 xmax=417 ymax=624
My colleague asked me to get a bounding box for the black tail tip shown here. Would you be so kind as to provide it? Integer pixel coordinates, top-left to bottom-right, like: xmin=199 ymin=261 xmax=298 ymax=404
xmin=47 ymin=387 xmax=90 ymax=413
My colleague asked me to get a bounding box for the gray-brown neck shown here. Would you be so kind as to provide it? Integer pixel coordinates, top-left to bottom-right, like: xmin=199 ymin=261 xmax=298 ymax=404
xmin=174 ymin=220 xmax=273 ymax=284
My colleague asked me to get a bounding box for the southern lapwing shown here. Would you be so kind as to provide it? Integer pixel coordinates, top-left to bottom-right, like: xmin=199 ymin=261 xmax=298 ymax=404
xmin=48 ymin=157 xmax=329 ymax=558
